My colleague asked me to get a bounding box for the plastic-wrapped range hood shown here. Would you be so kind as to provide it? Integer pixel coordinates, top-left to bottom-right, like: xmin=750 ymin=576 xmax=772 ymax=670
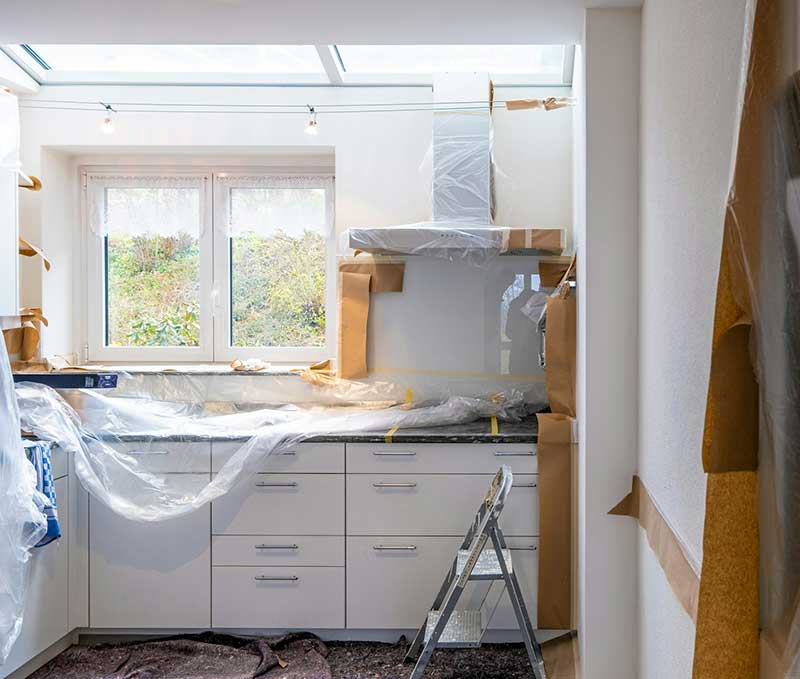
xmin=344 ymin=73 xmax=565 ymax=263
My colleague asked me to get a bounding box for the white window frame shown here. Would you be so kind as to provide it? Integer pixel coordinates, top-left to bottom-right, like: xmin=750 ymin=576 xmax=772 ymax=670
xmin=211 ymin=172 xmax=336 ymax=364
xmin=83 ymin=166 xmax=336 ymax=364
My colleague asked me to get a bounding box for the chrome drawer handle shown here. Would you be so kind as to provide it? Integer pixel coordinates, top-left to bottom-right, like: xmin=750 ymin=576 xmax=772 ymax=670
xmin=255 ymin=544 xmax=299 ymax=550
xmin=512 ymin=482 xmax=538 ymax=488
xmin=254 ymin=575 xmax=299 ymax=582
xmin=372 ymin=451 xmax=416 ymax=457
xmin=510 ymin=545 xmax=538 ymax=551
xmin=255 ymin=481 xmax=298 ymax=488
xmin=278 ymin=451 xmax=296 ymax=456
xmin=128 ymin=450 xmax=170 ymax=456
xmin=373 ymin=545 xmax=417 ymax=551
xmin=372 ymin=482 xmax=417 ymax=488
xmin=495 ymin=451 xmax=536 ymax=457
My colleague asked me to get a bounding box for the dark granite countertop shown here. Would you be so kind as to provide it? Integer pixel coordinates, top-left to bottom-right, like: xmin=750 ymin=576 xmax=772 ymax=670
xmin=109 ymin=418 xmax=538 ymax=444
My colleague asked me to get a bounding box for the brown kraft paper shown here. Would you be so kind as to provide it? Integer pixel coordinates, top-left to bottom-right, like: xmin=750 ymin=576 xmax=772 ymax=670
xmin=536 ymin=412 xmax=574 ymax=630
xmin=610 ymin=475 xmax=700 ymax=621
xmin=3 ymin=323 xmax=40 ymax=361
xmin=539 ymin=261 xmax=576 ymax=288
xmin=338 ymin=259 xmax=405 ymax=293
xmin=508 ymin=228 xmax=564 ymax=253
xmin=337 ymin=272 xmax=371 ymax=379
xmin=18 ymin=236 xmax=52 ymax=271
xmin=545 ymin=256 xmax=577 ymax=417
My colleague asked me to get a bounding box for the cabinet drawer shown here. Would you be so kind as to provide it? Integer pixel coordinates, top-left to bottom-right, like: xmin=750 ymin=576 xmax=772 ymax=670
xmin=347 ymin=536 xmax=461 ymax=629
xmin=346 ymin=443 xmax=537 ymax=475
xmin=212 ymin=474 xmax=344 ymax=536
xmin=346 ymin=474 xmax=539 ymax=536
xmin=212 ymin=442 xmax=344 ymax=474
xmin=107 ymin=441 xmax=211 ymax=473
xmin=346 ymin=536 xmax=539 ymax=630
xmin=90 ymin=474 xmax=211 ymax=629
xmin=212 ymin=566 xmax=344 ymax=628
xmin=212 ymin=535 xmax=344 ymax=567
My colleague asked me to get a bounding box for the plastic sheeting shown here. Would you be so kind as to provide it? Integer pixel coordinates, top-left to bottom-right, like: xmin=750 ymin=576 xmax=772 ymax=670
xmin=15 ymin=375 xmax=532 ymax=523
xmin=0 ymin=345 xmax=47 ymax=665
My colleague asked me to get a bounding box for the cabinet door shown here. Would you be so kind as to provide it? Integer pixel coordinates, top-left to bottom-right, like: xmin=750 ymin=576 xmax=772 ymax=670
xmin=3 ymin=478 xmax=69 ymax=676
xmin=89 ymin=474 xmax=211 ymax=628
xmin=0 ymin=171 xmax=19 ymax=316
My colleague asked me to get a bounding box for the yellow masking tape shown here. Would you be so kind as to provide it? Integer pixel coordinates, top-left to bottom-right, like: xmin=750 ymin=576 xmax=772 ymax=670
xmin=384 ymin=426 xmax=399 ymax=444
xmin=491 ymin=416 xmax=499 ymax=435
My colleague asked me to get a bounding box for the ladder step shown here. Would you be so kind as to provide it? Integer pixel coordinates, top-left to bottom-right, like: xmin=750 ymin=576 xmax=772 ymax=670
xmin=456 ymin=548 xmax=512 ymax=580
xmin=425 ymin=609 xmax=484 ymax=648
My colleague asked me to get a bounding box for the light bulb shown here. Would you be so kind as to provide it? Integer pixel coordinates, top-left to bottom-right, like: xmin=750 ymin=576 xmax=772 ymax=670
xmin=101 ymin=114 xmax=115 ymax=134
xmin=305 ymin=105 xmax=318 ymax=135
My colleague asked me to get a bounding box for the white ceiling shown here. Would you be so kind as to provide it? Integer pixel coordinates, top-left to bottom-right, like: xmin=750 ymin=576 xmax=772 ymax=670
xmin=1 ymin=0 xmax=641 ymax=46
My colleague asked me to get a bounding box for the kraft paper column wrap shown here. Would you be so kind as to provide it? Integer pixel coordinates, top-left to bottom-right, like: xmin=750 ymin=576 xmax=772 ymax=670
xmin=690 ymin=0 xmax=781 ymax=674
xmin=536 ymin=412 xmax=574 ymax=629
xmin=545 ymin=257 xmax=577 ymax=417
xmin=338 ymin=260 xmax=405 ymax=293
xmin=337 ymin=272 xmax=371 ymax=379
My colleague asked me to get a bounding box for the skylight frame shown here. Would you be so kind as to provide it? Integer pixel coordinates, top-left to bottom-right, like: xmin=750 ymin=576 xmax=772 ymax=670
xmin=2 ymin=44 xmax=575 ymax=87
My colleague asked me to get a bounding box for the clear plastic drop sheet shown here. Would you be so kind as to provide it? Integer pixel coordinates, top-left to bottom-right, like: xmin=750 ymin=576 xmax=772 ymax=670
xmin=15 ymin=375 xmax=533 ymax=523
xmin=0 ymin=345 xmax=47 ymax=665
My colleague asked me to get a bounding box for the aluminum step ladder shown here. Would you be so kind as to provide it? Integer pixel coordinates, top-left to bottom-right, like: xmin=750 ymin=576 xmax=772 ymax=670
xmin=404 ymin=465 xmax=547 ymax=679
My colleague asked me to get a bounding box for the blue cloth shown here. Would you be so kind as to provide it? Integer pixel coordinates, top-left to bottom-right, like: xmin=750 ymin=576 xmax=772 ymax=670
xmin=23 ymin=440 xmax=61 ymax=547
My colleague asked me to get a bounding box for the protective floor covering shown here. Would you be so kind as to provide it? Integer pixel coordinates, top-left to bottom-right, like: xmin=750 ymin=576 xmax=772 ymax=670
xmin=28 ymin=632 xmax=579 ymax=679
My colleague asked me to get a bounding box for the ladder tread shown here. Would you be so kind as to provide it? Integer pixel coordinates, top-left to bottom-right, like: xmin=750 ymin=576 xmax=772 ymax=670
xmin=425 ymin=609 xmax=484 ymax=648
xmin=456 ymin=548 xmax=512 ymax=580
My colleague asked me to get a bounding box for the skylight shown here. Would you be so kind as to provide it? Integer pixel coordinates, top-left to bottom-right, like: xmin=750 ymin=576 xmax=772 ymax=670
xmin=336 ymin=45 xmax=565 ymax=76
xmin=6 ymin=44 xmax=573 ymax=85
xmin=26 ymin=45 xmax=324 ymax=73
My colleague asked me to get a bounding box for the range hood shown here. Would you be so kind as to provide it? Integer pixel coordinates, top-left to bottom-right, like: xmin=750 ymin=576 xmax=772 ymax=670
xmin=344 ymin=73 xmax=564 ymax=263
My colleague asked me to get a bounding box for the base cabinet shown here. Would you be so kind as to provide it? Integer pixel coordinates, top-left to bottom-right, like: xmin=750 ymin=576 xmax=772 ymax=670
xmin=89 ymin=474 xmax=211 ymax=629
xmin=2 ymin=478 xmax=69 ymax=676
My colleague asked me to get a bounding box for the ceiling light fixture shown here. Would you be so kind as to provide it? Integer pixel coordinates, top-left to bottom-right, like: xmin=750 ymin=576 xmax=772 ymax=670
xmin=305 ymin=105 xmax=318 ymax=135
xmin=100 ymin=102 xmax=115 ymax=134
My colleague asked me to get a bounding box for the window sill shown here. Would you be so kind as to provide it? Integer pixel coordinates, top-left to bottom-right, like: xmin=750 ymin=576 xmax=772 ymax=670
xmin=79 ymin=362 xmax=315 ymax=376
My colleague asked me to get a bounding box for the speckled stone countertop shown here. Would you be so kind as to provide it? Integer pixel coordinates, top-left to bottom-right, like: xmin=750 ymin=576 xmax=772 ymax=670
xmin=111 ymin=418 xmax=538 ymax=444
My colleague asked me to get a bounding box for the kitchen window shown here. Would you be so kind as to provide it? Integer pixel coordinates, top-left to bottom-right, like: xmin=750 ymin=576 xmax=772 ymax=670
xmin=84 ymin=169 xmax=335 ymax=363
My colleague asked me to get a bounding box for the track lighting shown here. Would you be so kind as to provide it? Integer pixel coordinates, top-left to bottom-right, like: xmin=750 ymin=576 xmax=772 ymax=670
xmin=305 ymin=105 xmax=318 ymax=135
xmin=100 ymin=102 xmax=115 ymax=134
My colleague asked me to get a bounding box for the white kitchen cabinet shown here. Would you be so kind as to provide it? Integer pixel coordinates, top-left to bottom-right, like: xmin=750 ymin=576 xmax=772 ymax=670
xmin=89 ymin=473 xmax=211 ymax=629
xmin=0 ymin=169 xmax=19 ymax=316
xmin=2 ymin=478 xmax=69 ymax=676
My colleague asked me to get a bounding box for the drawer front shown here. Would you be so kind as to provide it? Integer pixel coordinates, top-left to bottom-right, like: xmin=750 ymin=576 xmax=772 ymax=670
xmin=212 ymin=535 xmax=344 ymax=567
xmin=90 ymin=474 xmax=211 ymax=629
xmin=107 ymin=441 xmax=211 ymax=473
xmin=212 ymin=474 xmax=344 ymax=535
xmin=346 ymin=536 xmax=461 ymax=629
xmin=213 ymin=566 xmax=344 ymax=628
xmin=212 ymin=442 xmax=344 ymax=474
xmin=347 ymin=537 xmax=539 ymax=630
xmin=346 ymin=474 xmax=539 ymax=536
xmin=346 ymin=443 xmax=537 ymax=475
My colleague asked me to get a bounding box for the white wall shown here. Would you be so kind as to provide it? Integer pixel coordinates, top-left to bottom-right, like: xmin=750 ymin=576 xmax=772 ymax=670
xmin=638 ymin=0 xmax=749 ymax=676
xmin=579 ymin=8 xmax=640 ymax=679
xmin=18 ymin=84 xmax=572 ymax=399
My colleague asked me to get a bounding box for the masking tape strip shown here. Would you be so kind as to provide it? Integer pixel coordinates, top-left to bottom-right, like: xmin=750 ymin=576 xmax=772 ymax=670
xmin=384 ymin=426 xmax=399 ymax=444
xmin=490 ymin=416 xmax=499 ymax=435
xmin=610 ymin=475 xmax=700 ymax=621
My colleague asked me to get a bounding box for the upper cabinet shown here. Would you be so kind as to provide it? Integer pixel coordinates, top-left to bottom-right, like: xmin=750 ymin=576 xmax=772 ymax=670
xmin=0 ymin=90 xmax=20 ymax=317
